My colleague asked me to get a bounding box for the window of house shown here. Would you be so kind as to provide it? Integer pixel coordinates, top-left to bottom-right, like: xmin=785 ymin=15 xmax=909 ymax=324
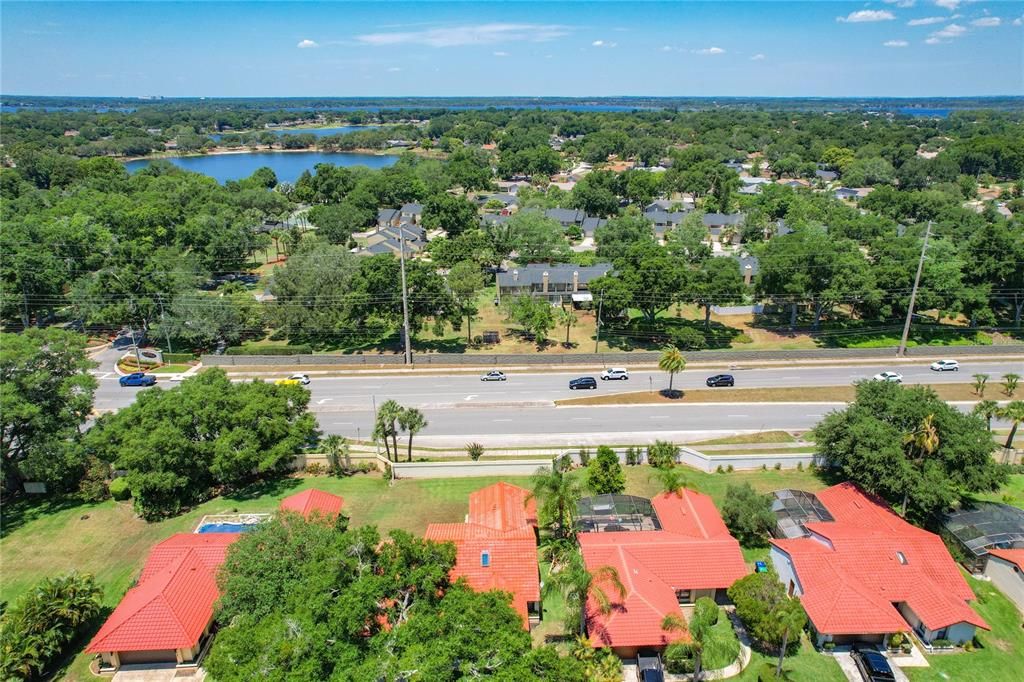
xmin=675 ymin=589 xmax=692 ymax=604
xmin=896 ymin=551 xmax=908 ymax=565
xmin=481 ymin=550 xmax=490 ymax=567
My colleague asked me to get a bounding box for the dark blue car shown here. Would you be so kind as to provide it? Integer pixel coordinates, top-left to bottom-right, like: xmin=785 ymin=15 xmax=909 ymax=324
xmin=119 ymin=372 xmax=156 ymax=387
xmin=569 ymin=376 xmax=598 ymax=390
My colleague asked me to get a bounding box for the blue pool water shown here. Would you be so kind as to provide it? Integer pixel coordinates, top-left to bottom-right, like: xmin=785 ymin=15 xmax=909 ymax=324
xmin=197 ymin=522 xmax=252 ymax=534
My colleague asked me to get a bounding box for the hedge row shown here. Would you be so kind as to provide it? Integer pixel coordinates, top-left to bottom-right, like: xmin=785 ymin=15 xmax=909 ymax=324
xmin=225 ymin=344 xmax=313 ymax=356
xmin=162 ymin=352 xmax=196 ymax=364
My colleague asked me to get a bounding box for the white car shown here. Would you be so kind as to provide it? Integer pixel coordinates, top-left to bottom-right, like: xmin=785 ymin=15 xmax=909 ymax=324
xmin=600 ymin=367 xmax=630 ymax=381
xmin=481 ymin=370 xmax=507 ymax=381
xmin=290 ymin=373 xmax=311 ymax=385
xmin=930 ymin=360 xmax=960 ymax=372
xmin=872 ymin=371 xmax=903 ymax=383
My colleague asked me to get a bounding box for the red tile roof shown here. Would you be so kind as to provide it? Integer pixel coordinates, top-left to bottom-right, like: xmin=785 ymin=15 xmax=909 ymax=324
xmin=771 ymin=483 xmax=988 ymax=636
xmin=424 ymin=483 xmax=539 ymax=628
xmin=279 ymin=488 xmax=344 ymax=520
xmin=578 ymin=489 xmax=747 ymax=649
xmin=987 ymin=548 xmax=1024 ymax=572
xmin=87 ymin=533 xmax=239 ymax=653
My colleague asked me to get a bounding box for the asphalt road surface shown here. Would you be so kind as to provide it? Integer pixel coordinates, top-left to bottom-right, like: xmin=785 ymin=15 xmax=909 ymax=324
xmin=93 ymin=360 xmax=1023 ymax=412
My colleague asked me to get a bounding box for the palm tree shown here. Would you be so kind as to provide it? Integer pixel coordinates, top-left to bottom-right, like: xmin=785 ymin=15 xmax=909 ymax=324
xmin=374 ymin=400 xmax=402 ymax=461
xmin=652 ymin=464 xmax=687 ymax=497
xmin=972 ymin=400 xmax=1000 ymax=432
xmin=900 ymin=414 xmax=939 ymax=517
xmin=774 ymin=599 xmax=808 ymax=680
xmin=545 ymin=551 xmax=626 ymax=636
xmin=529 ymin=465 xmax=583 ymax=540
xmin=398 ymin=407 xmax=427 ymax=462
xmin=972 ymin=373 xmax=990 ymax=397
xmin=659 ymin=346 xmax=686 ymax=395
xmin=997 ymin=401 xmax=1024 ymax=452
xmin=322 ymin=434 xmax=349 ymax=475
xmin=1002 ymin=372 xmax=1021 ymax=397
xmin=558 ymin=306 xmax=578 ymax=346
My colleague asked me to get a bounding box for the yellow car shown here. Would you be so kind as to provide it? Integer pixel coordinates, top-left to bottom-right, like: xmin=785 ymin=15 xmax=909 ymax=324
xmin=274 ymin=374 xmax=310 ymax=386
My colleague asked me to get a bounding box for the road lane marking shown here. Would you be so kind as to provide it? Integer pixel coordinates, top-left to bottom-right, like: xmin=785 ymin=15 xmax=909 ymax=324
xmin=649 ymin=416 xmax=670 ymax=420
xmin=464 ymin=394 xmax=478 ymax=401
xmin=570 ymin=417 xmax=593 ymax=421
xmin=316 ymin=398 xmax=333 ymax=405
xmin=492 ymin=419 xmax=513 ymax=422
xmin=727 ymin=414 xmax=749 ymax=418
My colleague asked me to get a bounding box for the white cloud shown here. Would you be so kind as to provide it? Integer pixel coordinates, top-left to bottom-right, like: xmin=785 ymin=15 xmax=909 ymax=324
xmin=296 ymin=39 xmax=319 ymax=49
xmin=750 ymin=53 xmax=766 ymax=60
xmin=591 ymin=39 xmax=617 ymax=48
xmin=387 ymin=67 xmax=402 ymax=72
xmin=695 ymin=46 xmax=726 ymax=55
xmin=884 ymin=0 xmax=916 ymax=7
xmin=660 ymin=45 xmax=673 ymax=52
xmin=925 ymin=22 xmax=967 ymax=43
xmin=493 ymin=51 xmax=509 ymax=57
xmin=355 ymin=23 xmax=569 ymax=48
xmin=1014 ymin=17 xmax=1023 ymax=27
xmin=837 ymin=10 xmax=896 ymax=23
xmin=934 ymin=0 xmax=960 ymax=10
xmin=884 ymin=39 xmax=910 ymax=47
xmin=971 ymin=17 xmax=1001 ymax=27
xmin=907 ymin=16 xmax=947 ymax=25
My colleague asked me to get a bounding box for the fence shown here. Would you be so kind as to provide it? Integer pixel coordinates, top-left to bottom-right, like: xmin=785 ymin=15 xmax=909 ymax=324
xmin=203 ymin=343 xmax=1023 ymax=367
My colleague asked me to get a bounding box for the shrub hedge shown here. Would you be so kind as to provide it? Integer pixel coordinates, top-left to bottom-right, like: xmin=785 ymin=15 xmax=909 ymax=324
xmin=225 ymin=344 xmax=313 ymax=356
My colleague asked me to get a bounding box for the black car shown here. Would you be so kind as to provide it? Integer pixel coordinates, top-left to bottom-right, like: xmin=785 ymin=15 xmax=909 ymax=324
xmin=569 ymin=376 xmax=598 ymax=390
xmin=851 ymin=646 xmax=895 ymax=682
xmin=637 ymin=652 xmax=664 ymax=682
xmin=706 ymin=374 xmax=735 ymax=387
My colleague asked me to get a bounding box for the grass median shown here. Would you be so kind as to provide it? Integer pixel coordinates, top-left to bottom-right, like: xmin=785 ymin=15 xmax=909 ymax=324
xmin=556 ymin=382 xmax=995 ymax=406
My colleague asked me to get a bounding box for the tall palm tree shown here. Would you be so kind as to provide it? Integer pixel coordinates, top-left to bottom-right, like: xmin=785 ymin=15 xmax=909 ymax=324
xmin=660 ymin=609 xmax=732 ymax=681
xmin=529 ymin=465 xmax=583 ymax=540
xmin=652 ymin=464 xmax=687 ymax=497
xmin=374 ymin=400 xmax=402 ymax=461
xmin=659 ymin=346 xmax=686 ymax=395
xmin=972 ymin=400 xmax=1000 ymax=432
xmin=544 ymin=551 xmax=626 ymax=636
xmin=900 ymin=414 xmax=939 ymax=517
xmin=774 ymin=599 xmax=807 ymax=679
xmin=997 ymin=401 xmax=1024 ymax=452
xmin=558 ymin=306 xmax=578 ymax=346
xmin=398 ymin=407 xmax=427 ymax=462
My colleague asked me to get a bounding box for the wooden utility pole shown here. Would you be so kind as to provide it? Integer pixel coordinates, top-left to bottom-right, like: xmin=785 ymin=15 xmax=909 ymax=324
xmin=594 ymin=292 xmax=604 ymax=354
xmin=897 ymin=221 xmax=931 ymax=357
xmin=398 ymin=226 xmax=413 ymax=364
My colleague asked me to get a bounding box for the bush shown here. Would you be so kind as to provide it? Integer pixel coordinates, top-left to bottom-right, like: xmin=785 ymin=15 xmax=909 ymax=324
xmin=722 ymin=483 xmax=776 ymax=547
xmin=717 ymin=464 xmax=725 ymax=473
xmin=796 ymin=461 xmax=803 ymax=471
xmin=647 ymin=440 xmax=679 ymax=468
xmin=578 ymin=447 xmax=591 ymax=467
xmin=78 ymin=456 xmax=110 ymax=502
xmin=727 ymin=464 xmax=734 ymax=473
xmin=554 ymin=453 xmax=574 ymax=472
xmin=733 ymin=333 xmax=754 ymax=344
xmin=889 ymin=632 xmax=904 ymax=648
xmin=587 ymin=446 xmax=626 ymax=495
xmin=305 ymin=462 xmax=326 ymax=476
xmin=108 ymin=477 xmax=131 ymax=500
xmin=931 ymin=638 xmax=953 ymax=649
xmin=466 ymin=442 xmax=485 ymax=461
xmin=162 ymin=352 xmax=195 ymax=364
xmin=822 ymin=641 xmax=836 ymax=652
xmin=350 ymin=461 xmax=376 ymax=475
xmin=625 ymin=446 xmax=642 ymax=466
xmin=664 ymin=642 xmax=696 ymax=674
xmin=667 ymin=326 xmax=707 ymax=351
xmin=774 ymin=462 xmax=781 ymax=470
xmin=693 ymin=597 xmax=719 ymax=627
xmin=225 ymin=344 xmax=313 ymax=356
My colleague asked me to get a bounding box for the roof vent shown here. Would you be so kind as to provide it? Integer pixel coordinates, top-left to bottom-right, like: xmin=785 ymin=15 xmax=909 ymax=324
xmin=481 ymin=550 xmax=491 ymax=567
xmin=896 ymin=551 xmax=908 ymax=565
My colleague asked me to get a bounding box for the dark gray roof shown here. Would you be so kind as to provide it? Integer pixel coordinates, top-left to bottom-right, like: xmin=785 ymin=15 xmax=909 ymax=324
xmin=379 ymin=224 xmax=426 ymax=242
xmin=775 ymin=219 xmax=792 ymax=237
xmin=377 ymin=208 xmax=399 ymax=223
xmin=834 ymin=187 xmax=858 ymax=197
xmin=365 ymin=237 xmax=421 ymax=256
xmin=581 ymin=217 xmax=607 ymax=233
xmin=545 ymin=208 xmax=585 ymax=225
xmin=497 ymin=263 xmax=613 ymax=288
xmin=400 ymin=203 xmax=422 ymax=214
xmin=703 ymin=213 xmax=745 ymax=227
xmin=815 ymin=170 xmax=839 ymax=181
xmin=738 ymin=254 xmax=760 ymax=277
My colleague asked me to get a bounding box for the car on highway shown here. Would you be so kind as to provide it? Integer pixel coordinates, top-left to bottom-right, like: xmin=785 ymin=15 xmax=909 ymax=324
xmin=119 ymin=372 xmax=156 ymax=387
xmin=481 ymin=370 xmax=507 ymax=381
xmin=930 ymin=359 xmax=960 ymax=372
xmin=872 ymin=371 xmax=903 ymax=383
xmin=569 ymin=376 xmax=598 ymax=390
xmin=600 ymin=367 xmax=629 ymax=381
xmin=275 ymin=374 xmax=310 ymax=386
xmin=705 ymin=374 xmax=735 ymax=387
xmin=851 ymin=645 xmax=895 ymax=682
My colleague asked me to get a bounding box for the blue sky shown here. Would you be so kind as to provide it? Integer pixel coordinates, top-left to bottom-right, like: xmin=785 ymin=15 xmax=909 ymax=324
xmin=2 ymin=1 xmax=1022 ymax=97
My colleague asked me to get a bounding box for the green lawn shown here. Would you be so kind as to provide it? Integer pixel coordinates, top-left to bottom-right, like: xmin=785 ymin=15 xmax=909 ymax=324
xmin=701 ymin=608 xmax=742 ymax=669
xmin=905 ymin=573 xmax=1024 ymax=682
xmin=971 ymin=473 xmax=1024 ymax=510
xmin=735 ymin=637 xmax=847 ymax=681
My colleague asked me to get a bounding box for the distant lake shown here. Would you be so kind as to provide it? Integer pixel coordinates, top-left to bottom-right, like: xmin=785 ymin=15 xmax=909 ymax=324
xmin=124 ymin=151 xmax=398 ymax=183
xmin=209 ymin=125 xmax=380 ymax=141
xmin=896 ymin=108 xmax=953 ymax=118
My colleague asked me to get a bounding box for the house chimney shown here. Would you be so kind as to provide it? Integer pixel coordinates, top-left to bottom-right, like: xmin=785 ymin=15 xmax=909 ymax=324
xmin=512 ymin=269 xmax=519 ymax=282
xmin=542 ymin=271 xmax=549 ymax=294
xmin=573 ymin=270 xmax=579 ymax=292
xmin=744 ymin=265 xmax=753 ymax=286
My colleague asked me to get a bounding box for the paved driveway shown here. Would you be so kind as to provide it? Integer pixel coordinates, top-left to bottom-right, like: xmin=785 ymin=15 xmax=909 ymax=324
xmin=833 ymin=651 xmax=909 ymax=682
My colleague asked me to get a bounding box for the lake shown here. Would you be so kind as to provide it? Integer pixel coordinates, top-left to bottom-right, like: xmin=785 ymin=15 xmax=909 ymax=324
xmin=209 ymin=125 xmax=379 ymax=141
xmin=124 ymin=151 xmax=398 ymax=183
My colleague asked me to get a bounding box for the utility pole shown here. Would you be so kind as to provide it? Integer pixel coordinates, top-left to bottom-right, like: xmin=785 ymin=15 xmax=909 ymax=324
xmin=897 ymin=221 xmax=931 ymax=357
xmin=398 ymin=226 xmax=413 ymax=365
xmin=593 ymin=292 xmax=604 ymax=354
xmin=156 ymin=293 xmax=173 ymax=354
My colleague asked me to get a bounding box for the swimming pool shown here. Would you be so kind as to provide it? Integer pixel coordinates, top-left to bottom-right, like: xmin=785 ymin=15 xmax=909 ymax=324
xmin=194 ymin=513 xmax=270 ymax=534
xmin=196 ymin=522 xmax=252 ymax=534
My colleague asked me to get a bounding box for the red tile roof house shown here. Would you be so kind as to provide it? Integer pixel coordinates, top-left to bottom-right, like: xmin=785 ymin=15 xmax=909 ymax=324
xmin=983 ymin=549 xmax=1024 ymax=613
xmin=769 ymin=482 xmax=989 ymax=649
xmin=424 ymin=482 xmax=542 ymax=629
xmin=278 ymin=488 xmax=345 ymax=520
xmin=577 ymin=490 xmax=748 ymax=659
xmin=86 ymin=533 xmax=239 ymax=672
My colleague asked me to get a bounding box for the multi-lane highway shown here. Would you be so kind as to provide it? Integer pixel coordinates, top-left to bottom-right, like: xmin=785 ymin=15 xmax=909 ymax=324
xmin=92 ymin=358 xmax=1022 ymax=445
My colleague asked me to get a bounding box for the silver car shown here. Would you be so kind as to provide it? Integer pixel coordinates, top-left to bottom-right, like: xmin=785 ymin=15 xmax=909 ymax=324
xmin=481 ymin=370 xmax=507 ymax=381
